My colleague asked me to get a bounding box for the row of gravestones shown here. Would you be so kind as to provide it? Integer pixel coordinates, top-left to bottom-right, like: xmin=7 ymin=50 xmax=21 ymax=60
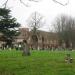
xmin=0 ymin=40 xmax=74 ymax=61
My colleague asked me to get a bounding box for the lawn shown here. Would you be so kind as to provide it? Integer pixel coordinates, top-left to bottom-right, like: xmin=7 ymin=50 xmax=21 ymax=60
xmin=0 ymin=50 xmax=75 ymax=75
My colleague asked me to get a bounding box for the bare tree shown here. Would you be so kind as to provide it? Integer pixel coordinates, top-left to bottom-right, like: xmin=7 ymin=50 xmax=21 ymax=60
xmin=53 ymin=14 xmax=75 ymax=49
xmin=27 ymin=11 xmax=44 ymax=49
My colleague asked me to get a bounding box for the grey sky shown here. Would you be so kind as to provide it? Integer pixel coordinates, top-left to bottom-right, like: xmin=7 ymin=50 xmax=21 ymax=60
xmin=0 ymin=0 xmax=75 ymax=31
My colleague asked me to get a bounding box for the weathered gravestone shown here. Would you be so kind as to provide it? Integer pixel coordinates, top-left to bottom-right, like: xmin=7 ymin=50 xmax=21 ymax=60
xmin=65 ymin=54 xmax=73 ymax=63
xmin=22 ymin=40 xmax=30 ymax=56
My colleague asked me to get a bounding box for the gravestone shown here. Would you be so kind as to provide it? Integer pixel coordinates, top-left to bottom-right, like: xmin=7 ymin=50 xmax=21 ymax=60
xmin=65 ymin=54 xmax=73 ymax=63
xmin=22 ymin=40 xmax=30 ymax=56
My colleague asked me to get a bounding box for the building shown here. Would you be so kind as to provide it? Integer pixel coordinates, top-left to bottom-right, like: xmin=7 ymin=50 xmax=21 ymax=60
xmin=0 ymin=27 xmax=59 ymax=49
xmin=15 ymin=28 xmax=59 ymax=50
xmin=15 ymin=28 xmax=30 ymax=43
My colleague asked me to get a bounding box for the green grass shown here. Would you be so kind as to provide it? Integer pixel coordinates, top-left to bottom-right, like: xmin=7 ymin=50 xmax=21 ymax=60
xmin=0 ymin=50 xmax=75 ymax=75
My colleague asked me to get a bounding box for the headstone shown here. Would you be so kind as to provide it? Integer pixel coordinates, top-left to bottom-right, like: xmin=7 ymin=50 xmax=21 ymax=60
xmin=22 ymin=40 xmax=30 ymax=56
xmin=65 ymin=54 xmax=73 ymax=63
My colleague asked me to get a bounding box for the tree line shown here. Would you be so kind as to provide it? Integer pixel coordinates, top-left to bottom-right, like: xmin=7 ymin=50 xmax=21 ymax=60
xmin=53 ymin=14 xmax=75 ymax=49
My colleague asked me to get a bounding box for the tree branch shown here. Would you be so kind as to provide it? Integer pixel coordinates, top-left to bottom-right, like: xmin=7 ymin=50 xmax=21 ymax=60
xmin=29 ymin=0 xmax=40 ymax=2
xmin=2 ymin=0 xmax=40 ymax=8
xmin=2 ymin=0 xmax=9 ymax=8
xmin=2 ymin=0 xmax=69 ymax=8
xmin=53 ymin=0 xmax=69 ymax=6
xmin=20 ymin=0 xmax=29 ymax=7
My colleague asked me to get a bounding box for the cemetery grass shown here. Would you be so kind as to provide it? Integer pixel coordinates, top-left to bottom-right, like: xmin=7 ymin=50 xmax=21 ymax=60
xmin=0 ymin=50 xmax=75 ymax=75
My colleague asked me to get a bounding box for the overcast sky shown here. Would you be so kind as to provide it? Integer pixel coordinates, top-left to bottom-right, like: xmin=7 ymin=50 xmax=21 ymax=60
xmin=0 ymin=0 xmax=75 ymax=31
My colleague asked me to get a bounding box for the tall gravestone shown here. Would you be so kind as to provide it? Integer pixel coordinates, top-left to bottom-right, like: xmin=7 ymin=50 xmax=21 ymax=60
xmin=22 ymin=40 xmax=30 ymax=56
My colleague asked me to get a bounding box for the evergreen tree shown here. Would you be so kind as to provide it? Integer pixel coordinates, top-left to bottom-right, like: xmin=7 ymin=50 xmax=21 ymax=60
xmin=0 ymin=8 xmax=20 ymax=48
